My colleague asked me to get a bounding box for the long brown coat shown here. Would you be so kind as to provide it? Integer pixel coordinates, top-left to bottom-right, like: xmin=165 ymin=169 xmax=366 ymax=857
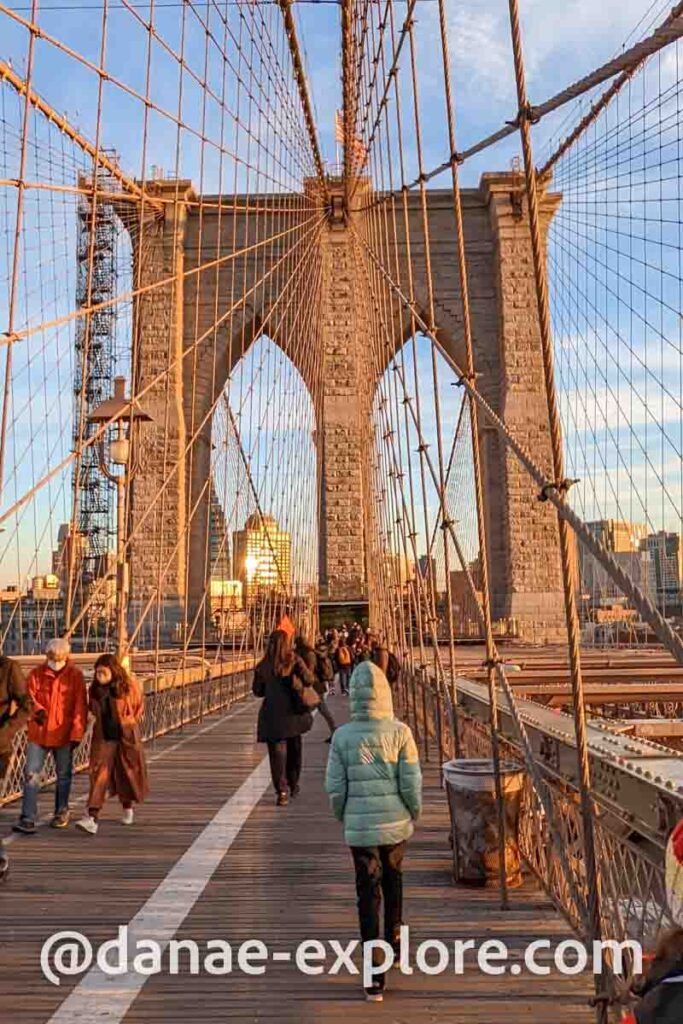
xmin=0 ymin=655 xmax=30 ymax=769
xmin=87 ymin=677 xmax=149 ymax=809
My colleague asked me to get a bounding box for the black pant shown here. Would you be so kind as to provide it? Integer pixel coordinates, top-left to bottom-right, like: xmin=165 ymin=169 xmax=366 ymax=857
xmin=267 ymin=736 xmax=302 ymax=794
xmin=351 ymin=842 xmax=405 ymax=945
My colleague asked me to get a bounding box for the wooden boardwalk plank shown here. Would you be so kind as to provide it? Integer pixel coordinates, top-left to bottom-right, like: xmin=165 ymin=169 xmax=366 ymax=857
xmin=0 ymin=696 xmax=594 ymax=1023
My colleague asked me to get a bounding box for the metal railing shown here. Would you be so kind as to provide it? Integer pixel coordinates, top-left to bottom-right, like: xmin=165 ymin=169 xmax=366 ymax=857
xmin=396 ymin=668 xmax=677 ymax=956
xmin=0 ymin=664 xmax=253 ymax=806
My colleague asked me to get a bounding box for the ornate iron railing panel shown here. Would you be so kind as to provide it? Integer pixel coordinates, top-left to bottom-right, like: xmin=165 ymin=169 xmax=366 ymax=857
xmin=0 ymin=668 xmax=252 ymax=806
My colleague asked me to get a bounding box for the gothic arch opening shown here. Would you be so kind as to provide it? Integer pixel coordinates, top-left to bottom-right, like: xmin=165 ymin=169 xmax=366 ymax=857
xmin=208 ymin=334 xmax=319 ymax=640
xmin=369 ymin=332 xmax=479 ymax=640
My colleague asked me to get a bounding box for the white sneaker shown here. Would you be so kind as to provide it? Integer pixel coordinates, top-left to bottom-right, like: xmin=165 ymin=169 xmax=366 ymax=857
xmin=76 ymin=815 xmax=98 ymax=835
xmin=121 ymin=808 xmax=134 ymax=826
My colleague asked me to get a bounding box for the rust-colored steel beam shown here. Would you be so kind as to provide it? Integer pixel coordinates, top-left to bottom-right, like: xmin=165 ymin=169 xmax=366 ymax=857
xmin=466 ymin=667 xmax=683 ymax=687
xmin=513 ymin=681 xmax=683 ymax=707
xmin=617 ymin=720 xmax=683 ymax=739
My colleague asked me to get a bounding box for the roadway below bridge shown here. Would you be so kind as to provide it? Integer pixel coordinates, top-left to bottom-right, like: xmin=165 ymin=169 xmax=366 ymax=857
xmin=0 ymin=694 xmax=593 ymax=1023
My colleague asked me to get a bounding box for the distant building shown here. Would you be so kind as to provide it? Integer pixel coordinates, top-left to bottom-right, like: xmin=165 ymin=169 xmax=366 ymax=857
xmin=51 ymin=522 xmax=115 ymax=637
xmin=586 ymin=519 xmax=648 ymax=553
xmin=384 ymin=552 xmax=415 ymax=592
xmin=52 ymin=523 xmax=87 ymax=595
xmin=580 ymin=519 xmax=651 ymax=613
xmin=580 ymin=549 xmax=654 ymax=609
xmin=639 ymin=531 xmax=682 ymax=610
xmin=449 ymin=569 xmax=483 ymax=638
xmin=233 ymin=513 xmax=291 ymax=592
xmin=0 ymin=576 xmax=65 ymax=654
xmin=208 ymin=483 xmax=232 ymax=582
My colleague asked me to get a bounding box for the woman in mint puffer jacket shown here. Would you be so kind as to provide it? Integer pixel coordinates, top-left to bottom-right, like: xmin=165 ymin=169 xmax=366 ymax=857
xmin=325 ymin=661 xmax=422 ymax=1002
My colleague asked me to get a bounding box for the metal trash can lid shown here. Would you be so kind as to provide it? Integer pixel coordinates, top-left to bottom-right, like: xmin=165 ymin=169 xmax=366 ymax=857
xmin=442 ymin=758 xmax=523 ymax=776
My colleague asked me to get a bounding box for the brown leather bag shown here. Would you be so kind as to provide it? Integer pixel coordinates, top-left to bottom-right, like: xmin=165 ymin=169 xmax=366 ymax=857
xmin=289 ymin=665 xmax=321 ymax=713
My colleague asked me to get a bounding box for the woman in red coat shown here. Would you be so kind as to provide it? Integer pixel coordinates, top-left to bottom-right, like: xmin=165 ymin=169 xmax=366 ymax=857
xmin=76 ymin=654 xmax=149 ymax=835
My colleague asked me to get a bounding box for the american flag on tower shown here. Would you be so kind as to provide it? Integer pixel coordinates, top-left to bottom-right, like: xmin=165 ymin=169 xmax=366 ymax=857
xmin=334 ymin=109 xmax=368 ymax=170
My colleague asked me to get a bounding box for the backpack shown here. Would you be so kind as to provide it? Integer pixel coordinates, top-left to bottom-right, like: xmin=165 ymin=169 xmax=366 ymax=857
xmin=337 ymin=645 xmax=352 ymax=667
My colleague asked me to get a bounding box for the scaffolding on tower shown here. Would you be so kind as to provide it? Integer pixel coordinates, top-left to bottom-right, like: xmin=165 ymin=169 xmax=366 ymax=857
xmin=68 ymin=157 xmax=122 ymax=643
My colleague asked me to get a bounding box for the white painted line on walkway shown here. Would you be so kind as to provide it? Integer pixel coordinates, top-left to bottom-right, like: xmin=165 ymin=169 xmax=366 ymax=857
xmin=46 ymin=755 xmax=271 ymax=1023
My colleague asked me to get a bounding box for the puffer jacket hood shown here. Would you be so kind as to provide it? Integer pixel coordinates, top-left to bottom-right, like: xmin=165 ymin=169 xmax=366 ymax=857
xmin=325 ymin=662 xmax=422 ymax=847
xmin=349 ymin=661 xmax=393 ymax=722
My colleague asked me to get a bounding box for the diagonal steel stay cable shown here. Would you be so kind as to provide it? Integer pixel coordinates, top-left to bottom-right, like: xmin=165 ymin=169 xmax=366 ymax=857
xmin=68 ymin=213 xmax=325 ymax=641
xmin=506 ymin=3 xmax=605 ymax=1010
xmin=547 ymin=242 xmax=682 ymax=526
xmin=0 ymin=59 xmax=164 ymax=211
xmin=353 ymin=0 xmax=390 ymax=163
xmin=423 ymin=393 xmax=466 ymax=564
xmin=358 ymin=233 xmax=592 ymax=929
xmin=361 ymin=286 xmax=594 ymax=932
xmin=355 ymin=224 xmax=683 ymax=667
xmin=149 ymin=185 xmax=323 ymax=627
xmin=357 ymin=9 xmax=683 ymax=215
xmin=277 ymin=0 xmax=328 ymax=193
xmin=1 ymin=207 xmax=317 ymax=349
xmin=0 ymin=14 xmax=313 ymax=203
xmin=0 ymin=210 xmax=326 ymax=530
xmin=347 ymin=0 xmax=417 ymax=204
xmin=219 ymin=259 xmax=324 ymax=603
xmin=540 ymin=0 xmax=683 ymax=177
xmin=0 ymin=3 xmax=316 ymax=190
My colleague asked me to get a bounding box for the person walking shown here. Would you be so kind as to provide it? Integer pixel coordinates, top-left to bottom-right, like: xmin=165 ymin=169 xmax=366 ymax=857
xmin=253 ymin=629 xmax=316 ymax=806
xmin=76 ymin=654 xmax=149 ymax=835
xmin=325 ymin=661 xmax=422 ymax=1002
xmin=624 ymin=927 xmax=683 ymax=1022
xmin=371 ymin=643 xmax=401 ymax=688
xmin=295 ymin=633 xmax=337 ymax=742
xmin=0 ymin=653 xmax=31 ymax=877
xmin=13 ymin=638 xmax=87 ymax=833
xmin=335 ymin=640 xmax=353 ymax=696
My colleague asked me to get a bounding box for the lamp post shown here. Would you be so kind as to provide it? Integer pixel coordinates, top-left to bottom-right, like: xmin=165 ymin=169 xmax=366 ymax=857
xmin=87 ymin=376 xmax=152 ymax=661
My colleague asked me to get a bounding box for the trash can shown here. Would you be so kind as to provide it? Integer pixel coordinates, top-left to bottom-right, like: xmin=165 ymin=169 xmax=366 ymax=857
xmin=443 ymin=758 xmax=525 ymax=889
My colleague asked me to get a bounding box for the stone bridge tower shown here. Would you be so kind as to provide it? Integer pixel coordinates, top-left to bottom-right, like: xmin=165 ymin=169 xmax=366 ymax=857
xmin=126 ymin=172 xmax=566 ymax=645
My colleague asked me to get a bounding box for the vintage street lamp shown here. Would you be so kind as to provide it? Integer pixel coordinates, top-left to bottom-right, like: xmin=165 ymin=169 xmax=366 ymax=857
xmin=87 ymin=376 xmax=152 ymax=660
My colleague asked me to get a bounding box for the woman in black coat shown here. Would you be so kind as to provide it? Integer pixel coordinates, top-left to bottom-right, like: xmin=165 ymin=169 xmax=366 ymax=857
xmin=253 ymin=629 xmax=316 ymax=805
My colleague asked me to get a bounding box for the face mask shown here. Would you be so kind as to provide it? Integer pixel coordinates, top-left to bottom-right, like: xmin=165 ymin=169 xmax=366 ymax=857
xmin=47 ymin=659 xmax=66 ymax=672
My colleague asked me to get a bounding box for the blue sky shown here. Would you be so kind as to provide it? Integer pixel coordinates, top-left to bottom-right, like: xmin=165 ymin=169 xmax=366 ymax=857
xmin=2 ymin=0 xmax=673 ymax=186
xmin=1 ymin=0 xmax=682 ymax=592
